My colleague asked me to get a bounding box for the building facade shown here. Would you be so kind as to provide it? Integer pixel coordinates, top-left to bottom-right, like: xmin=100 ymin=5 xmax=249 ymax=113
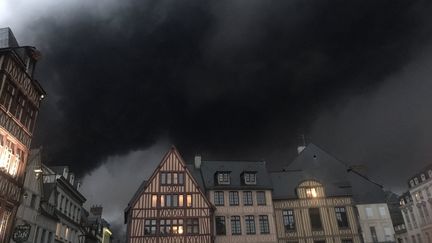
xmin=0 ymin=27 xmax=45 ymax=242
xmin=356 ymin=203 xmax=395 ymax=243
xmin=195 ymin=158 xmax=277 ymax=243
xmin=42 ymin=166 xmax=86 ymax=243
xmin=125 ymin=147 xmax=213 ymax=243
xmin=399 ymin=164 xmax=432 ymax=243
xmin=271 ymin=172 xmax=361 ymax=243
xmin=11 ymin=148 xmax=57 ymax=243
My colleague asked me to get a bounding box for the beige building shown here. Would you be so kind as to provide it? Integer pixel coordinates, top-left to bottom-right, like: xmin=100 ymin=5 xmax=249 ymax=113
xmin=271 ymin=172 xmax=361 ymax=243
xmin=399 ymin=164 xmax=432 ymax=243
xmin=193 ymin=157 xmax=277 ymax=243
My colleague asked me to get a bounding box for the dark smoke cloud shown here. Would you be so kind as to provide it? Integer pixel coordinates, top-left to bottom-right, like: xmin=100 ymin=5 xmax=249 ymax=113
xmin=24 ymin=0 xmax=432 ymax=180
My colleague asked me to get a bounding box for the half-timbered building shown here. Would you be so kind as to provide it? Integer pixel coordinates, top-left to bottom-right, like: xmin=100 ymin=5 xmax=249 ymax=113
xmin=125 ymin=147 xmax=213 ymax=243
xmin=0 ymin=27 xmax=45 ymax=242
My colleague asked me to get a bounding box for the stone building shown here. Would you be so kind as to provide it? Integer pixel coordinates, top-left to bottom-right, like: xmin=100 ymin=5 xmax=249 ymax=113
xmin=42 ymin=165 xmax=86 ymax=243
xmin=193 ymin=157 xmax=277 ymax=243
xmin=11 ymin=148 xmax=57 ymax=243
xmin=0 ymin=27 xmax=45 ymax=242
xmin=399 ymin=164 xmax=432 ymax=243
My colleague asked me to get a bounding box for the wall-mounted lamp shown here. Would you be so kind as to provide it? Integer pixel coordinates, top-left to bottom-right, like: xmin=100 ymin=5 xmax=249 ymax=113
xmin=23 ymin=192 xmax=28 ymax=199
xmin=34 ymin=168 xmax=43 ymax=179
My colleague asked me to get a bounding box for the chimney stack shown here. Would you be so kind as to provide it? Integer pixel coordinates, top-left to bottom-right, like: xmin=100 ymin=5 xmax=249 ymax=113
xmin=194 ymin=155 xmax=202 ymax=169
xmin=90 ymin=205 xmax=103 ymax=217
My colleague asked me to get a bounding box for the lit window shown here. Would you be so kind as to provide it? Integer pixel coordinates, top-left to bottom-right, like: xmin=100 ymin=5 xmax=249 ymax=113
xmin=186 ymin=195 xmax=192 ymax=207
xmin=179 ymin=195 xmax=184 ymax=207
xmin=306 ymin=188 xmax=318 ymax=198
xmin=0 ymin=139 xmax=20 ymax=178
xmin=151 ymin=195 xmax=157 ymax=208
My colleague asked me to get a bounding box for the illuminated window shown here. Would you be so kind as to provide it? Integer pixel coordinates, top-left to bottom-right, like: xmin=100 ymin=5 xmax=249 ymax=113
xmin=306 ymin=188 xmax=318 ymax=198
xmin=173 ymin=173 xmax=178 ymax=184
xmin=187 ymin=195 xmax=192 ymax=207
xmin=151 ymin=195 xmax=157 ymax=207
xmin=186 ymin=218 xmax=199 ymax=234
xmin=179 ymin=195 xmax=184 ymax=207
xmin=0 ymin=139 xmax=20 ymax=178
xmin=171 ymin=219 xmax=183 ymax=234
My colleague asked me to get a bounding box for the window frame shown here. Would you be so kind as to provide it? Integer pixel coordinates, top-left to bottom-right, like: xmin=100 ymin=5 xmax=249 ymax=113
xmin=283 ymin=209 xmax=296 ymax=231
xmin=243 ymin=191 xmax=253 ymax=206
xmin=259 ymin=215 xmax=270 ymax=234
xmin=229 ymin=191 xmax=239 ymax=206
xmin=214 ymin=191 xmax=224 ymax=206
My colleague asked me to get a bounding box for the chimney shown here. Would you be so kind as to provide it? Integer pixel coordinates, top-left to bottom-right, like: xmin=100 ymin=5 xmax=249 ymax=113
xmin=297 ymin=146 xmax=306 ymax=154
xmin=90 ymin=205 xmax=103 ymax=217
xmin=194 ymin=155 xmax=202 ymax=169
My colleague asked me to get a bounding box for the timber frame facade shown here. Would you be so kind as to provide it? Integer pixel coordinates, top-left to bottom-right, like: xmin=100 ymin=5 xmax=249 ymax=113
xmin=0 ymin=28 xmax=45 ymax=242
xmin=125 ymin=147 xmax=214 ymax=243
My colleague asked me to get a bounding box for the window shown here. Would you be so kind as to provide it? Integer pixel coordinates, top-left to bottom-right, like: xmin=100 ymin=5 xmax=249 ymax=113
xmin=283 ymin=209 xmax=296 ymax=231
xmin=335 ymin=207 xmax=349 ymax=228
xmin=217 ymin=172 xmax=230 ymax=185
xmin=160 ymin=219 xmax=170 ymax=234
xmin=257 ymin=191 xmax=266 ymax=205
xmin=243 ymin=191 xmax=253 ymax=206
xmin=379 ymin=207 xmax=386 ymax=217
xmin=0 ymin=139 xmax=20 ymax=178
xmin=161 ymin=194 xmax=180 ymax=207
xmin=259 ymin=215 xmax=270 ymax=234
xmin=243 ymin=172 xmax=256 ymax=185
xmin=342 ymin=239 xmax=353 ymax=243
xmin=366 ymin=207 xmax=374 ymax=218
xmin=172 ymin=219 xmax=183 ymax=234
xmin=186 ymin=218 xmax=199 ymax=234
xmin=245 ymin=215 xmax=256 ymax=234
xmin=309 ymin=208 xmax=322 ymax=230
xmin=231 ymin=216 xmax=241 ymax=235
xmin=214 ymin=191 xmax=224 ymax=206
xmin=421 ymin=174 xmax=426 ymax=181
xmin=144 ymin=219 xmax=157 ymax=235
xmin=410 ymin=180 xmax=415 ymax=187
xmin=384 ymin=227 xmax=392 ymax=241
xmin=229 ymin=191 xmax=239 ymax=206
xmin=151 ymin=195 xmax=157 ymax=207
xmin=0 ymin=82 xmax=15 ymax=110
xmin=414 ymin=178 xmax=419 ymax=185
xmin=186 ymin=194 xmax=192 ymax=207
xmin=161 ymin=173 xmax=184 ymax=185
xmin=370 ymin=226 xmax=378 ymax=243
xmin=30 ymin=194 xmax=37 ymax=209
xmin=306 ymin=188 xmax=318 ymax=198
xmin=215 ymin=216 xmax=226 ymax=235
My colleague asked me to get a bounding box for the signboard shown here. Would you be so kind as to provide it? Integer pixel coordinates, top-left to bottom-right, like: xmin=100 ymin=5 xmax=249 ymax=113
xmin=12 ymin=224 xmax=31 ymax=243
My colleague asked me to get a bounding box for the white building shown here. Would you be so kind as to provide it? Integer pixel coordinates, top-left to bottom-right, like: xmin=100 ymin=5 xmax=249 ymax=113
xmin=11 ymin=149 xmax=57 ymax=243
xmin=399 ymin=164 xmax=432 ymax=243
xmin=356 ymin=203 xmax=395 ymax=243
xmin=42 ymin=166 xmax=86 ymax=243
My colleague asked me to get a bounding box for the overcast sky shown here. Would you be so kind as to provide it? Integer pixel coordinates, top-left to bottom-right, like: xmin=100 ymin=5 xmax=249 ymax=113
xmin=2 ymin=0 xmax=432 ymax=240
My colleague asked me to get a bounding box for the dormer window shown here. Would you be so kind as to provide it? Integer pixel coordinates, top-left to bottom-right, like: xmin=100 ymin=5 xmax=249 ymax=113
xmin=428 ymin=170 xmax=432 ymax=178
xmin=306 ymin=188 xmax=318 ymax=198
xmin=421 ymin=174 xmax=426 ymax=181
xmin=216 ymin=172 xmax=230 ymax=185
xmin=414 ymin=178 xmax=419 ymax=185
xmin=243 ymin=172 xmax=257 ymax=185
xmin=410 ymin=180 xmax=414 ymax=187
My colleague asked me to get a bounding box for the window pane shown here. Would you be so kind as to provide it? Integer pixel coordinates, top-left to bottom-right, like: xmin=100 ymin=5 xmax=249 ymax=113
xmin=259 ymin=215 xmax=270 ymax=234
xmin=244 ymin=191 xmax=253 ymax=205
xmin=231 ymin=216 xmax=241 ymax=235
xmin=283 ymin=209 xmax=296 ymax=231
xmin=216 ymin=216 xmax=226 ymax=235
xmin=229 ymin=191 xmax=239 ymax=206
xmin=245 ymin=215 xmax=256 ymax=234
xmin=257 ymin=191 xmax=266 ymax=205
xmin=335 ymin=207 xmax=349 ymax=228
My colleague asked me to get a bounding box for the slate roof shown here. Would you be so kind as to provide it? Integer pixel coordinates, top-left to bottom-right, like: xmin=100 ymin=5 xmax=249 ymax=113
xmin=199 ymin=160 xmax=272 ymax=190
xmin=271 ymin=144 xmax=385 ymax=204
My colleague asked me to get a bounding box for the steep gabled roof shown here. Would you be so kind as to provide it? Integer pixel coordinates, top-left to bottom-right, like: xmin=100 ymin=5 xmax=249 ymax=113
xmin=272 ymin=143 xmax=385 ymax=203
